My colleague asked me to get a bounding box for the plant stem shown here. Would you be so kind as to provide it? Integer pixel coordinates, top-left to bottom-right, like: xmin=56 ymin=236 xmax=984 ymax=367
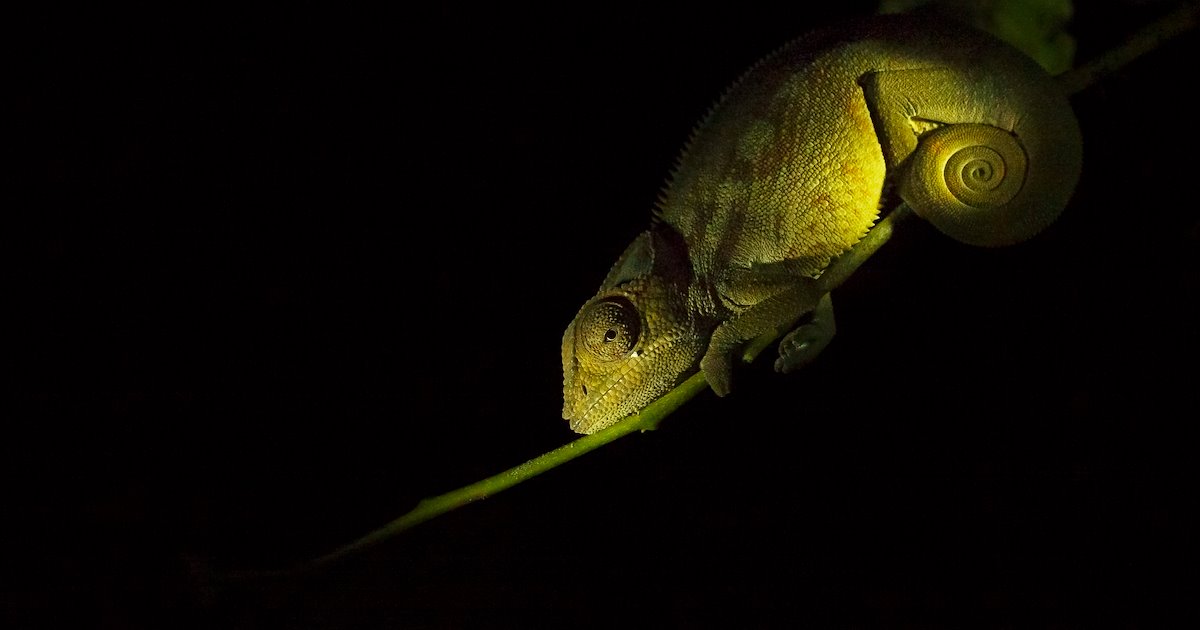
xmin=1057 ymin=1 xmax=1200 ymax=95
xmin=225 ymin=4 xmax=1199 ymax=582
xmin=233 ymin=207 xmax=919 ymax=581
xmin=226 ymin=371 xmax=711 ymax=581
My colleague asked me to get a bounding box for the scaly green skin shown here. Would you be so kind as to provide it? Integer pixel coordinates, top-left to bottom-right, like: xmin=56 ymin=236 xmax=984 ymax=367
xmin=562 ymin=15 xmax=1081 ymax=434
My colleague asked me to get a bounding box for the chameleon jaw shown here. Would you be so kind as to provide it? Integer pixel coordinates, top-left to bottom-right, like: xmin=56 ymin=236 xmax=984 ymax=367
xmin=564 ymin=329 xmax=701 ymax=434
xmin=566 ymin=353 xmax=650 ymax=434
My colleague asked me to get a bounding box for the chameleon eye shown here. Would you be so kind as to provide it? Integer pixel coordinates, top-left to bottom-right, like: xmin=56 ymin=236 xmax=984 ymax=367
xmin=579 ymin=297 xmax=640 ymax=361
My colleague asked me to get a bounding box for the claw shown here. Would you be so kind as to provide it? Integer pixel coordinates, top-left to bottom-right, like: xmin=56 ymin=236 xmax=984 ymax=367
xmin=774 ymin=321 xmax=832 ymax=374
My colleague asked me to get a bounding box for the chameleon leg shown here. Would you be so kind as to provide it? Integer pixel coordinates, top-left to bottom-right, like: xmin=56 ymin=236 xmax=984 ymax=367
xmin=775 ymin=292 xmax=835 ymax=374
xmin=701 ymin=279 xmax=822 ymax=396
xmin=702 ymin=205 xmax=915 ymax=396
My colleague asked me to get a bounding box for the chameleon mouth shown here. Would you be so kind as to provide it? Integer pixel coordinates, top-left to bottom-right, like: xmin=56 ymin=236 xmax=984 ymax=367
xmin=567 ymin=334 xmax=682 ymax=434
xmin=569 ymin=357 xmax=643 ymax=434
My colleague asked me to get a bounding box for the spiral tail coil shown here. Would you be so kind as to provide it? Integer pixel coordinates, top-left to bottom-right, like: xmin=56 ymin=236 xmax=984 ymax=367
xmin=864 ymin=48 xmax=1083 ymax=247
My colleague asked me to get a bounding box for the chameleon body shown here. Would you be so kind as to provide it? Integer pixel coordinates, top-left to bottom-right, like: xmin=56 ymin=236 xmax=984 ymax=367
xmin=562 ymin=15 xmax=1081 ymax=434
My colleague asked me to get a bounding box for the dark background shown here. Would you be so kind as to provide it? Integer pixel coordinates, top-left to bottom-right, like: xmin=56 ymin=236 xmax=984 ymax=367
xmin=11 ymin=2 xmax=1198 ymax=628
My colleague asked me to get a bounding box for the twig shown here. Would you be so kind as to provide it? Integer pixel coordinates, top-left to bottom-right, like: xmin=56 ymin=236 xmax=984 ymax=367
xmin=219 ymin=4 xmax=1199 ymax=584
xmin=224 ymin=370 xmax=710 ymax=582
xmin=221 ymin=206 xmax=914 ymax=584
xmin=1057 ymin=1 xmax=1200 ymax=95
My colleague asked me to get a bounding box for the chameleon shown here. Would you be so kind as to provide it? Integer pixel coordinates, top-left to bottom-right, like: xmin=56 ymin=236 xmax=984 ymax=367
xmin=561 ymin=15 xmax=1082 ymax=434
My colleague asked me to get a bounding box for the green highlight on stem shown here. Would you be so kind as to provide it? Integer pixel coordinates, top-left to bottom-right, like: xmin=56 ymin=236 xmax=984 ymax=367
xmin=228 ymin=371 xmax=712 ymax=582
xmin=226 ymin=207 xmax=919 ymax=584
xmin=223 ymin=4 xmax=1199 ymax=584
xmin=323 ymin=371 xmax=709 ymax=562
xmin=220 ymin=204 xmax=916 ymax=585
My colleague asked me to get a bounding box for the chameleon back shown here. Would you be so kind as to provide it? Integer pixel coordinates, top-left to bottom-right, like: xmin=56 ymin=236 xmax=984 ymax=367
xmin=658 ymin=16 xmax=1081 ymax=279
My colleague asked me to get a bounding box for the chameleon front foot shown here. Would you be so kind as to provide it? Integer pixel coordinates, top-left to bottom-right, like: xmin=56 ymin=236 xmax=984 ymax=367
xmin=774 ymin=292 xmax=835 ymax=374
xmin=700 ymin=279 xmax=825 ymax=397
xmin=700 ymin=347 xmax=735 ymax=397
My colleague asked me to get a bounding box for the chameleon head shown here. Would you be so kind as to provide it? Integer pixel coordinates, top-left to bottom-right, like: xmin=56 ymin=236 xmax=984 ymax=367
xmin=561 ymin=228 xmax=705 ymax=434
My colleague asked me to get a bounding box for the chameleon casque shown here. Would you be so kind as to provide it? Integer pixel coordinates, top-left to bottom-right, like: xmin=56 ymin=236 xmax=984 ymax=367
xmin=561 ymin=15 xmax=1082 ymax=434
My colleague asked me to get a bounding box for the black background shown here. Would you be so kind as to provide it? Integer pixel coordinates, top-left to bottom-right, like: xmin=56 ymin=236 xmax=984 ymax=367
xmin=12 ymin=2 xmax=1198 ymax=628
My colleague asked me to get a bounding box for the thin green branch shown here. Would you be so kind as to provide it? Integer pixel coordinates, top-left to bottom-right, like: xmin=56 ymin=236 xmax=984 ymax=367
xmin=221 ymin=206 xmax=915 ymax=585
xmin=1057 ymin=1 xmax=1200 ymax=95
xmin=302 ymin=371 xmax=710 ymax=568
xmin=225 ymin=371 xmax=711 ymax=582
xmin=223 ymin=6 xmax=1199 ymax=584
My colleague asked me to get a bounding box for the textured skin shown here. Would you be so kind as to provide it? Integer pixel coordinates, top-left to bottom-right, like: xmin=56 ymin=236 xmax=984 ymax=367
xmin=562 ymin=15 xmax=1081 ymax=434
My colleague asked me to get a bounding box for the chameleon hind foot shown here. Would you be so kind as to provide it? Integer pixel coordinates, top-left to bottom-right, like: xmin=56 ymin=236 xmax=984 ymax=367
xmin=774 ymin=292 xmax=835 ymax=374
